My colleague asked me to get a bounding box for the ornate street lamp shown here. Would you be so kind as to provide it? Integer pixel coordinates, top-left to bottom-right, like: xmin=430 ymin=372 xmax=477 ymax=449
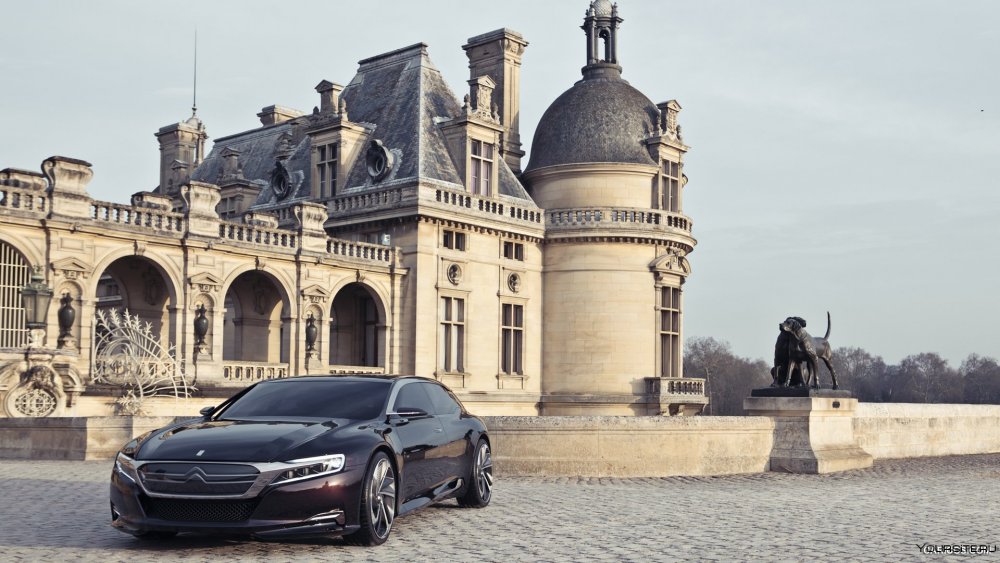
xmin=21 ymin=268 xmax=53 ymax=346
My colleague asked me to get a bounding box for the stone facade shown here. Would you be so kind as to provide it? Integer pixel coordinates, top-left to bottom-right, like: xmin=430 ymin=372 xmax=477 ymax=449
xmin=0 ymin=2 xmax=704 ymax=417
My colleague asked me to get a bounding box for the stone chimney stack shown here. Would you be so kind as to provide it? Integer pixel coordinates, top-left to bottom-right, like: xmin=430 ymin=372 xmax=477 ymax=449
xmin=315 ymin=80 xmax=344 ymax=114
xmin=155 ymin=116 xmax=208 ymax=196
xmin=257 ymin=105 xmax=305 ymax=126
xmin=463 ymin=28 xmax=528 ymax=174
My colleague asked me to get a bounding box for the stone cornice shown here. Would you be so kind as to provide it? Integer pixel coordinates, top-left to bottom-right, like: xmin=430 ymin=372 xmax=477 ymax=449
xmin=522 ymin=161 xmax=659 ymax=185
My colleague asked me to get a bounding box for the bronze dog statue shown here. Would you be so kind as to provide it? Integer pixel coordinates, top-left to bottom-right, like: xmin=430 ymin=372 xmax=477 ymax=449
xmin=771 ymin=316 xmax=806 ymax=387
xmin=780 ymin=312 xmax=838 ymax=389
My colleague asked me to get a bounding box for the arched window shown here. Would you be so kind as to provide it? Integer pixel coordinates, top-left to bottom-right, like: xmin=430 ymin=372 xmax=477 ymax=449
xmin=0 ymin=241 xmax=31 ymax=347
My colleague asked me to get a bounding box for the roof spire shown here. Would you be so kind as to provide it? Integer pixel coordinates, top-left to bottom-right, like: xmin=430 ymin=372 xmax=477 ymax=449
xmin=581 ymin=0 xmax=623 ymax=80
xmin=191 ymin=29 xmax=198 ymax=118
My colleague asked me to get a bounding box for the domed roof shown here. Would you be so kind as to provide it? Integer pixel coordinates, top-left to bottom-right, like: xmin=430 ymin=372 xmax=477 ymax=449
xmin=592 ymin=0 xmax=613 ymax=17
xmin=525 ymin=74 xmax=658 ymax=173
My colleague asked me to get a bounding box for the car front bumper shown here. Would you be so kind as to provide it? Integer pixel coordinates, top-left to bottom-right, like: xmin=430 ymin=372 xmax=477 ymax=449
xmin=109 ymin=464 xmax=366 ymax=538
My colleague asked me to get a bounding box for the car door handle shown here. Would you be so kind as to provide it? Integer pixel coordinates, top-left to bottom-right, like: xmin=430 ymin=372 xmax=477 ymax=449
xmin=434 ymin=428 xmax=443 ymax=433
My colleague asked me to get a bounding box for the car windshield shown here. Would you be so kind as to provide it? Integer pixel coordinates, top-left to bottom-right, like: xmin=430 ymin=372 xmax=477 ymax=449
xmin=217 ymin=379 xmax=391 ymax=422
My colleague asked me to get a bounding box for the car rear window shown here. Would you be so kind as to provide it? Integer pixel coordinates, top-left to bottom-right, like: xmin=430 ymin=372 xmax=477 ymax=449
xmin=217 ymin=380 xmax=391 ymax=421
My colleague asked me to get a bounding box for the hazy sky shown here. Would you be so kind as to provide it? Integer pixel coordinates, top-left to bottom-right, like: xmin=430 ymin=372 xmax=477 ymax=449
xmin=2 ymin=0 xmax=998 ymax=367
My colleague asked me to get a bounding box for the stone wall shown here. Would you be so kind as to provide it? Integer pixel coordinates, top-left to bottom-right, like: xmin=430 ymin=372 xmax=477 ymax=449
xmin=854 ymin=403 xmax=1000 ymax=459
xmin=4 ymin=403 xmax=1000 ymax=473
xmin=483 ymin=415 xmax=775 ymax=477
xmin=0 ymin=416 xmax=179 ymax=460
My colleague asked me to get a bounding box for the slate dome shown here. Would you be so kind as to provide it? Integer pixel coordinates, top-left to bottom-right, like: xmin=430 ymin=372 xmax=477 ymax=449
xmin=524 ymin=75 xmax=658 ymax=173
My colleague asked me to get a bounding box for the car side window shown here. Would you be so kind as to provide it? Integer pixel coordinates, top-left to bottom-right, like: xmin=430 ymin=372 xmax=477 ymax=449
xmin=393 ymin=382 xmax=436 ymax=414
xmin=422 ymin=382 xmax=461 ymax=415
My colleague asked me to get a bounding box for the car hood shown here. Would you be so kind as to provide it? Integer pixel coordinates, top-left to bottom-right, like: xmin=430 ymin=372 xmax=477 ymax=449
xmin=137 ymin=419 xmax=351 ymax=462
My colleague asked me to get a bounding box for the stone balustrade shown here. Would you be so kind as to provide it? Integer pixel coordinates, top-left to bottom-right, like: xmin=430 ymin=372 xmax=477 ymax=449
xmin=327 ymin=186 xmax=406 ymax=213
xmin=0 ymin=186 xmax=47 ymax=214
xmin=547 ymin=207 xmax=692 ymax=232
xmin=219 ymin=222 xmax=298 ymax=249
xmin=326 ymin=239 xmax=393 ymax=264
xmin=433 ymin=187 xmax=543 ymax=224
xmin=662 ymin=377 xmax=705 ymax=395
xmin=222 ymin=361 xmax=289 ymax=381
xmin=90 ymin=201 xmax=185 ymax=233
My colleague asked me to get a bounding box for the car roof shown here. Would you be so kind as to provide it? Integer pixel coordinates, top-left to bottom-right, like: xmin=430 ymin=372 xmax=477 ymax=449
xmin=254 ymin=374 xmax=431 ymax=385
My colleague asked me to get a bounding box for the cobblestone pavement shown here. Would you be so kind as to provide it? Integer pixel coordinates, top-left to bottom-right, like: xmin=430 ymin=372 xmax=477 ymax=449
xmin=1 ymin=455 xmax=999 ymax=562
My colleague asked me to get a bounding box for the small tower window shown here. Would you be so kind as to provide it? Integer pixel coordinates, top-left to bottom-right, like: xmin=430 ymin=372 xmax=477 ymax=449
xmin=503 ymin=241 xmax=524 ymax=261
xmin=470 ymin=140 xmax=493 ymax=196
xmin=659 ymin=286 xmax=682 ymax=378
xmin=501 ymin=303 xmax=524 ymax=375
xmin=443 ymin=229 xmax=467 ymax=251
xmin=317 ymin=143 xmax=339 ymax=198
xmin=661 ymin=160 xmax=681 ymax=212
xmin=439 ymin=296 xmax=466 ymax=373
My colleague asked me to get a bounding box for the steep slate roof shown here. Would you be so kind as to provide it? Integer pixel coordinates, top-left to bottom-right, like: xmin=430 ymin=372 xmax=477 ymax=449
xmin=191 ymin=122 xmax=313 ymax=203
xmin=191 ymin=43 xmax=532 ymax=208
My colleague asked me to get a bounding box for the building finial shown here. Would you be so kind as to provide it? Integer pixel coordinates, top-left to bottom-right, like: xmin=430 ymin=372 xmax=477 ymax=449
xmin=191 ymin=29 xmax=198 ymax=118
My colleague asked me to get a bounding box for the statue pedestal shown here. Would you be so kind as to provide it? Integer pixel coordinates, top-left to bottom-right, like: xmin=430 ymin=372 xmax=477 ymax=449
xmin=744 ymin=392 xmax=873 ymax=474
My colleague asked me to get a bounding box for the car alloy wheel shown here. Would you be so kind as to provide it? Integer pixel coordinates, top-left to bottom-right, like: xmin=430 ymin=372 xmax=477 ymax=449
xmin=368 ymin=456 xmax=396 ymax=540
xmin=458 ymin=440 xmax=493 ymax=508
xmin=347 ymin=451 xmax=397 ymax=545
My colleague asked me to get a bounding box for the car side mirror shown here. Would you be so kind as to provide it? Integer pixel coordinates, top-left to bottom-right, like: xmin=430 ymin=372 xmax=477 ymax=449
xmin=199 ymin=406 xmax=215 ymax=418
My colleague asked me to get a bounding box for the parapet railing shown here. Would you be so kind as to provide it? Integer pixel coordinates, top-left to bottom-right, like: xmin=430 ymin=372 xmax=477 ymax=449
xmin=327 ymin=186 xmax=405 ymax=213
xmin=547 ymin=207 xmax=692 ymax=233
xmin=433 ymin=187 xmax=543 ymax=225
xmin=0 ymin=186 xmax=47 ymax=214
xmin=91 ymin=201 xmax=185 ymax=233
xmin=222 ymin=361 xmax=289 ymax=381
xmin=218 ymin=222 xmax=298 ymax=249
xmin=663 ymin=377 xmax=706 ymax=395
xmin=216 ymin=221 xmax=397 ymax=267
xmin=326 ymin=239 xmax=394 ymax=264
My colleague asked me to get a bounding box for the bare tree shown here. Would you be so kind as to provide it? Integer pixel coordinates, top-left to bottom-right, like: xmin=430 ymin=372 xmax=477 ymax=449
xmin=685 ymin=337 xmax=769 ymax=415
xmin=831 ymin=347 xmax=887 ymax=402
xmin=889 ymin=353 xmax=961 ymax=403
xmin=961 ymin=354 xmax=1000 ymax=404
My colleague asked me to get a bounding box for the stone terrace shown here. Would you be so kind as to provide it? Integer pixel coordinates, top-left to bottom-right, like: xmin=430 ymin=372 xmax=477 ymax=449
xmin=1 ymin=454 xmax=997 ymax=561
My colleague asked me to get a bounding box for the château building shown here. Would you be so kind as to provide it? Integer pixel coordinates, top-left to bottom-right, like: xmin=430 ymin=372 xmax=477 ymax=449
xmin=0 ymin=1 xmax=705 ymax=417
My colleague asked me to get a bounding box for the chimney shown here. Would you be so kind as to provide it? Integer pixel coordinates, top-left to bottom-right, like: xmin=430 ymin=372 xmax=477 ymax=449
xmin=155 ymin=116 xmax=208 ymax=195
xmin=315 ymin=80 xmax=344 ymax=114
xmin=463 ymin=28 xmax=528 ymax=174
xmin=257 ymin=105 xmax=305 ymax=126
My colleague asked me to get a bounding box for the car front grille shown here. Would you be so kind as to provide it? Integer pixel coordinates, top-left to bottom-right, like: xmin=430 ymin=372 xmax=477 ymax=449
xmin=138 ymin=463 xmax=259 ymax=497
xmin=143 ymin=497 xmax=260 ymax=522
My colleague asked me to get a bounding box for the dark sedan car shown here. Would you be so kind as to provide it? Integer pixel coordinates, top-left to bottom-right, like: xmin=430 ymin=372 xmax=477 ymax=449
xmin=110 ymin=375 xmax=493 ymax=545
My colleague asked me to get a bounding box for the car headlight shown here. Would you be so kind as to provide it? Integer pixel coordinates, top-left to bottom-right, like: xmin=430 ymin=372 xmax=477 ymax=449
xmin=271 ymin=454 xmax=346 ymax=485
xmin=114 ymin=452 xmax=140 ymax=485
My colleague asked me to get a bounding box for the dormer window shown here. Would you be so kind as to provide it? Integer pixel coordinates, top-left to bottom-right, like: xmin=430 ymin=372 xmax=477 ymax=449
xmin=316 ymin=142 xmax=339 ymax=198
xmin=470 ymin=140 xmax=493 ymax=196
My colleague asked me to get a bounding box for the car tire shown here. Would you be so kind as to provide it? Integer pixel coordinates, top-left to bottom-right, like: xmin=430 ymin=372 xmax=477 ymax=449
xmin=344 ymin=451 xmax=396 ymax=546
xmin=457 ymin=439 xmax=493 ymax=508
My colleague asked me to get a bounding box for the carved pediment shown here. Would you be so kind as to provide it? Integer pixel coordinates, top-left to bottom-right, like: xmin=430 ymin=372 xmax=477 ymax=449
xmin=51 ymin=257 xmax=90 ymax=280
xmin=188 ymin=272 xmax=223 ymax=294
xmin=301 ymin=284 xmax=330 ymax=304
xmin=649 ymin=252 xmax=691 ymax=277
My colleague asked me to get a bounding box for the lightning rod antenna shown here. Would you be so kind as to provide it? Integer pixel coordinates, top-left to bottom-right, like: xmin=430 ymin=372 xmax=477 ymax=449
xmin=192 ymin=29 xmax=198 ymax=118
